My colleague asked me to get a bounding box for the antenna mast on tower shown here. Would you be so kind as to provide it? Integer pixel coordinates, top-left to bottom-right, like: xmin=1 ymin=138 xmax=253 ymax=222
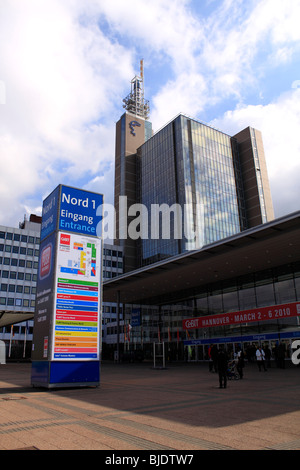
xmin=123 ymin=59 xmax=150 ymax=119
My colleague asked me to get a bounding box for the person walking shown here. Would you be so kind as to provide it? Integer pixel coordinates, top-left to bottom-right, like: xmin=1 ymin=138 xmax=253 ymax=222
xmin=237 ymin=347 xmax=245 ymax=379
xmin=256 ymin=346 xmax=267 ymax=371
xmin=264 ymin=345 xmax=271 ymax=368
xmin=217 ymin=346 xmax=228 ymax=388
xmin=211 ymin=344 xmax=218 ymax=373
xmin=208 ymin=344 xmax=213 ymax=372
xmin=278 ymin=342 xmax=286 ymax=369
xmin=273 ymin=343 xmax=279 ymax=367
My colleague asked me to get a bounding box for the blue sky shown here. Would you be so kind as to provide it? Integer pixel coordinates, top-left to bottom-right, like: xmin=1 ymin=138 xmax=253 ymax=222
xmin=1 ymin=0 xmax=300 ymax=228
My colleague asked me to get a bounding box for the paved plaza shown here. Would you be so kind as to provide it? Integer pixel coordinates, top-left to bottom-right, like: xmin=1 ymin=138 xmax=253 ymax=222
xmin=0 ymin=360 xmax=299 ymax=451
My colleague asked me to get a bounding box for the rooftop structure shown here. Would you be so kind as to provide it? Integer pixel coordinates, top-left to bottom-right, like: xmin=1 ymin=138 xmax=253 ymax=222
xmin=123 ymin=60 xmax=150 ymax=120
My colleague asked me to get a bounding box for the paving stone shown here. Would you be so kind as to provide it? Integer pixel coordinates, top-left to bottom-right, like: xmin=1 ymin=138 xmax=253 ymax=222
xmin=0 ymin=361 xmax=299 ymax=451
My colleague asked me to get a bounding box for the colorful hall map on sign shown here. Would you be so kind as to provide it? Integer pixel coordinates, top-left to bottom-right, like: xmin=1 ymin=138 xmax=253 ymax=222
xmin=52 ymin=232 xmax=102 ymax=361
xmin=58 ymin=233 xmax=98 ymax=278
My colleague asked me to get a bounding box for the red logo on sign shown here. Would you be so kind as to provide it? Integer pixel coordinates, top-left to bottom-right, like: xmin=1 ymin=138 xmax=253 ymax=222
xmin=60 ymin=234 xmax=70 ymax=245
xmin=39 ymin=244 xmax=52 ymax=279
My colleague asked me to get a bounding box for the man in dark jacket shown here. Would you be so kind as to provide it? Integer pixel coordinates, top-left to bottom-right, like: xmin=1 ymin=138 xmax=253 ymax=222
xmin=217 ymin=346 xmax=228 ymax=388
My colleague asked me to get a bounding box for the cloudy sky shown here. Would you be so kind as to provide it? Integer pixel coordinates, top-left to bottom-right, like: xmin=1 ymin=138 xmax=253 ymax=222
xmin=1 ymin=0 xmax=300 ymax=229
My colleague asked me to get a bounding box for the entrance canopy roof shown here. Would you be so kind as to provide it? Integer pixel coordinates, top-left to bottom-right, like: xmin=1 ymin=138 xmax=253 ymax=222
xmin=1 ymin=212 xmax=299 ymax=328
xmin=0 ymin=312 xmax=34 ymax=329
xmin=103 ymin=211 xmax=300 ymax=306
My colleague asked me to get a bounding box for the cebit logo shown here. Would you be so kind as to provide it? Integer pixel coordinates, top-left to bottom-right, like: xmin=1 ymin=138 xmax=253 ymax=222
xmin=129 ymin=120 xmax=141 ymax=135
xmin=60 ymin=233 xmax=71 ymax=245
xmin=184 ymin=319 xmax=199 ymax=329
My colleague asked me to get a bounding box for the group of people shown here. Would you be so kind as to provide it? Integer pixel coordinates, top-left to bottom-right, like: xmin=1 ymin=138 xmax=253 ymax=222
xmin=208 ymin=342 xmax=287 ymax=389
xmin=244 ymin=343 xmax=286 ymax=368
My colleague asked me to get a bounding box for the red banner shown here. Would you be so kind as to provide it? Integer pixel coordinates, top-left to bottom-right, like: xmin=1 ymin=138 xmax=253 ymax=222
xmin=182 ymin=302 xmax=300 ymax=330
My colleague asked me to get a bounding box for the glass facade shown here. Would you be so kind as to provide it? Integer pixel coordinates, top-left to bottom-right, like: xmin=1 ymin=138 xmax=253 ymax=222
xmin=137 ymin=115 xmax=247 ymax=266
xmin=116 ymin=261 xmax=300 ymax=362
xmin=137 ymin=119 xmax=179 ymax=264
xmin=250 ymin=128 xmax=267 ymax=223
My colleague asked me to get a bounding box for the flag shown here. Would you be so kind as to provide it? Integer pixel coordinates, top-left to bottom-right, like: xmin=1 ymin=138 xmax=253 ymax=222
xmin=168 ymin=326 xmax=171 ymax=342
xmin=127 ymin=324 xmax=131 ymax=342
xmin=124 ymin=323 xmax=131 ymax=342
xmin=9 ymin=325 xmax=13 ymax=357
xmin=23 ymin=322 xmax=28 ymax=358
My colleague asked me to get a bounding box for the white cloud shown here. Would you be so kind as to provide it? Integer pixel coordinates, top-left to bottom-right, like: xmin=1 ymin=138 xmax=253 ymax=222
xmin=92 ymin=0 xmax=203 ymax=70
xmin=211 ymin=88 xmax=300 ymax=217
xmin=84 ymin=162 xmax=115 ymax=207
xmin=0 ymin=0 xmax=207 ymax=227
xmin=0 ymin=0 xmax=133 ymax=226
xmin=1 ymin=0 xmax=300 ymax=227
xmin=151 ymin=73 xmax=208 ymax=130
xmin=148 ymin=0 xmax=300 ymax=218
xmin=151 ymin=0 xmax=300 ymax=117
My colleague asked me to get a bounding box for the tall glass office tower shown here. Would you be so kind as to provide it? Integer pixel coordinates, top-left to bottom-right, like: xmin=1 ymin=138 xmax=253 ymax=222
xmin=115 ymin=65 xmax=274 ymax=271
xmin=136 ymin=115 xmax=247 ymax=266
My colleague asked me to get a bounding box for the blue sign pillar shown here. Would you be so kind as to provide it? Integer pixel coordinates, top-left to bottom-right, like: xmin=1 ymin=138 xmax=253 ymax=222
xmin=31 ymin=185 xmax=103 ymax=388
